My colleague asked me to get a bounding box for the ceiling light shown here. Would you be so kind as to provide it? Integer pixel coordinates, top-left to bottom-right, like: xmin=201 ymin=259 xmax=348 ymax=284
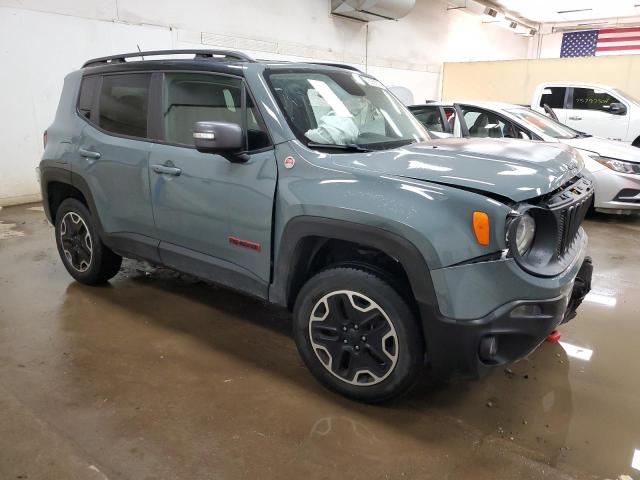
xmin=557 ymin=8 xmax=594 ymax=14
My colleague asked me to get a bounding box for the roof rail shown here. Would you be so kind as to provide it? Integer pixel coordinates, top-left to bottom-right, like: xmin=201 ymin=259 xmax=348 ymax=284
xmin=309 ymin=62 xmax=363 ymax=72
xmin=82 ymin=49 xmax=254 ymax=68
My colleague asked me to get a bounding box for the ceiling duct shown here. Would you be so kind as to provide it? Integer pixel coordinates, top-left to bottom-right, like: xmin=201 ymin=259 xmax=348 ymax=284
xmin=331 ymin=0 xmax=416 ymax=22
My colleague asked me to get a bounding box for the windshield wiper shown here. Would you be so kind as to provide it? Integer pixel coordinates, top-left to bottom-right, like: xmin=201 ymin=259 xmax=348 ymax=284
xmin=306 ymin=142 xmax=372 ymax=152
xmin=573 ymin=131 xmax=592 ymax=139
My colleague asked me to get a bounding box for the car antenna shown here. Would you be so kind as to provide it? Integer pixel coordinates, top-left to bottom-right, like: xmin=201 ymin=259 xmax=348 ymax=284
xmin=136 ymin=44 xmax=145 ymax=61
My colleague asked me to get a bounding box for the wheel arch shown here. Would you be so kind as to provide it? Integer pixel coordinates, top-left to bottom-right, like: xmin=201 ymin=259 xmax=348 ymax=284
xmin=269 ymin=216 xmax=438 ymax=313
xmin=41 ymin=166 xmax=104 ymax=235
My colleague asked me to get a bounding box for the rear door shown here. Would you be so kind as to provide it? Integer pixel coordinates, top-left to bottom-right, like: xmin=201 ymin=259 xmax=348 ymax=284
xmin=75 ymin=73 xmax=157 ymax=252
xmin=565 ymin=87 xmax=630 ymax=141
xmin=148 ymin=71 xmax=276 ymax=293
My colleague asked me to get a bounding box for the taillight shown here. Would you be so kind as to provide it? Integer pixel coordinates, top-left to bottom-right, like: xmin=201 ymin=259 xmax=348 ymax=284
xmin=43 ymin=130 xmax=48 ymax=148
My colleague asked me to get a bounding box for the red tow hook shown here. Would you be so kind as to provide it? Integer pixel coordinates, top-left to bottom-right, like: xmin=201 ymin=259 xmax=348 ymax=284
xmin=546 ymin=330 xmax=562 ymax=343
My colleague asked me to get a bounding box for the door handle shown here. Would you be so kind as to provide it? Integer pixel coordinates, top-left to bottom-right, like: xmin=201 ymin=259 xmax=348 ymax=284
xmin=78 ymin=148 xmax=101 ymax=159
xmin=152 ymin=164 xmax=182 ymax=176
xmin=568 ymin=116 xmax=582 ymax=121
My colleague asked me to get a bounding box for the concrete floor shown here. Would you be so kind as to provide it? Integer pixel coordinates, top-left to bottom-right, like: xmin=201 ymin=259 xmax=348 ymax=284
xmin=1 ymin=204 xmax=639 ymax=480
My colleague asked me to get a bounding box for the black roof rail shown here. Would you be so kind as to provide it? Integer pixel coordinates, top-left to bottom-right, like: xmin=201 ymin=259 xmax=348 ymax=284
xmin=309 ymin=62 xmax=363 ymax=72
xmin=82 ymin=49 xmax=254 ymax=68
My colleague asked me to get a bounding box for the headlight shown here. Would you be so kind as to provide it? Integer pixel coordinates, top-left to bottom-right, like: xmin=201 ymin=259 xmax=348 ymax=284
xmin=514 ymin=214 xmax=536 ymax=255
xmin=593 ymin=156 xmax=640 ymax=174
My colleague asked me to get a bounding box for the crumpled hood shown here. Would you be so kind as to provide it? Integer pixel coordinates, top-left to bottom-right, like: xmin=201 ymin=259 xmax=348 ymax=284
xmin=561 ymin=136 xmax=640 ymax=163
xmin=330 ymin=138 xmax=583 ymax=202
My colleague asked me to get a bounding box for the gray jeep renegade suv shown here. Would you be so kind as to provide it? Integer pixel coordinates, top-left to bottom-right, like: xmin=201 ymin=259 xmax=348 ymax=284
xmin=40 ymin=50 xmax=593 ymax=402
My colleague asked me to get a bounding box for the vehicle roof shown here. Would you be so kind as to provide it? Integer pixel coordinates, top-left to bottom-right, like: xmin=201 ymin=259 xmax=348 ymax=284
xmin=81 ymin=49 xmax=364 ymax=77
xmin=536 ymin=81 xmax=616 ymax=90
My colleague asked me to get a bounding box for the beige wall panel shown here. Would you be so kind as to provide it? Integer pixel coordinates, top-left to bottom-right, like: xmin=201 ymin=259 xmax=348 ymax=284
xmin=442 ymin=55 xmax=640 ymax=105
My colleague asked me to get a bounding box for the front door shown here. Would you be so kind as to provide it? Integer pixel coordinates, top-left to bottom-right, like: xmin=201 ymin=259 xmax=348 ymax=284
xmin=565 ymin=87 xmax=630 ymax=141
xmin=149 ymin=72 xmax=276 ymax=292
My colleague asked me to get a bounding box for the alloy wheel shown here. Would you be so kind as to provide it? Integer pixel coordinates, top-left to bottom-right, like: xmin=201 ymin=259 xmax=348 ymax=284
xmin=308 ymin=290 xmax=399 ymax=386
xmin=60 ymin=212 xmax=93 ymax=272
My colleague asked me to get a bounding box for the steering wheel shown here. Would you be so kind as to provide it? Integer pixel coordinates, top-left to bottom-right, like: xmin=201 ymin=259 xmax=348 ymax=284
xmin=543 ymin=103 xmax=559 ymax=121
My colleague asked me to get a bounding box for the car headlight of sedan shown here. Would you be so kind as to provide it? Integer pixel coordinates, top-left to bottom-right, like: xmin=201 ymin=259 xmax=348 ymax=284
xmin=513 ymin=213 xmax=536 ymax=255
xmin=593 ymin=156 xmax=640 ymax=174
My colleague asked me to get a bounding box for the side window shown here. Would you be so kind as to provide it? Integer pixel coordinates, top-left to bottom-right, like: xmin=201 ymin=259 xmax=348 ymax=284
xmin=99 ymin=74 xmax=151 ymax=138
xmin=163 ymin=73 xmax=270 ymax=151
xmin=572 ymin=88 xmax=621 ymax=111
xmin=77 ymin=76 xmax=99 ymax=120
xmin=461 ymin=107 xmax=518 ymax=139
xmin=539 ymin=87 xmax=566 ymax=109
xmin=410 ymin=107 xmax=445 ymax=133
xmin=163 ymin=73 xmax=242 ymax=146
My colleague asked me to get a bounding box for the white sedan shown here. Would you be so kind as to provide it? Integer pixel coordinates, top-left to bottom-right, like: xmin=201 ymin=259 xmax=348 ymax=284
xmin=409 ymin=101 xmax=640 ymax=214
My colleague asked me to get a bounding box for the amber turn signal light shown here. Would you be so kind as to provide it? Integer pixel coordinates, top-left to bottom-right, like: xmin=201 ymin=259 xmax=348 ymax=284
xmin=472 ymin=211 xmax=490 ymax=246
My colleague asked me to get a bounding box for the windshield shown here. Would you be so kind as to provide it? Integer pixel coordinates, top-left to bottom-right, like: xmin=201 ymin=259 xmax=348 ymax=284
xmin=506 ymin=108 xmax=580 ymax=139
xmin=267 ymin=70 xmax=429 ymax=150
xmin=613 ymin=88 xmax=640 ymax=105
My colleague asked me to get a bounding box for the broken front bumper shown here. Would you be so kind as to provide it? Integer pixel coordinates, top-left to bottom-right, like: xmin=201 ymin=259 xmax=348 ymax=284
xmin=421 ymin=256 xmax=594 ymax=379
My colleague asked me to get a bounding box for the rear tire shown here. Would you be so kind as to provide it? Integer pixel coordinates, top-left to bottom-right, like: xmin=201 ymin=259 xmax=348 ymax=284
xmin=633 ymin=136 xmax=640 ymax=148
xmin=293 ymin=267 xmax=424 ymax=403
xmin=55 ymin=198 xmax=122 ymax=285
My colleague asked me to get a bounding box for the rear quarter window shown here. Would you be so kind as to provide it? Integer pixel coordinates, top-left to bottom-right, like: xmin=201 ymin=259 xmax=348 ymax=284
xmin=77 ymin=76 xmax=99 ymax=120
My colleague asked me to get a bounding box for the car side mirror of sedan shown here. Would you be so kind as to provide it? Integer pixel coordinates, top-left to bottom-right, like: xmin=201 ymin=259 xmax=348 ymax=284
xmin=606 ymin=102 xmax=627 ymax=116
xmin=193 ymin=121 xmax=248 ymax=162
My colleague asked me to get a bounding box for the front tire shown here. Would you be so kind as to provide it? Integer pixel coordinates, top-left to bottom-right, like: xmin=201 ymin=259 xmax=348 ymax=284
xmin=293 ymin=267 xmax=424 ymax=403
xmin=55 ymin=198 xmax=122 ymax=285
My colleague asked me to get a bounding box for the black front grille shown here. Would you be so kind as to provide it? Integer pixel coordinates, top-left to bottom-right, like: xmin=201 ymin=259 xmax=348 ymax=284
xmin=555 ymin=196 xmax=591 ymax=257
xmin=544 ymin=177 xmax=594 ymax=259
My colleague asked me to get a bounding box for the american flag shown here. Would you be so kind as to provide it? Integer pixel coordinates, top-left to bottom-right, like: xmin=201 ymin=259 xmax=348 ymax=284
xmin=561 ymin=27 xmax=640 ymax=57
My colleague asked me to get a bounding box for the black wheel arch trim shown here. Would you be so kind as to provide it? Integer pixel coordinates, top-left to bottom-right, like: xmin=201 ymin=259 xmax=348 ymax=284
xmin=41 ymin=166 xmax=106 ymax=236
xmin=269 ymin=216 xmax=438 ymax=311
xmin=39 ymin=165 xmax=72 ymax=223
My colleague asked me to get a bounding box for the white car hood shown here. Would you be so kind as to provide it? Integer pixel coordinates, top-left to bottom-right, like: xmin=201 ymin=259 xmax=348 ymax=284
xmin=561 ymin=136 xmax=640 ymax=163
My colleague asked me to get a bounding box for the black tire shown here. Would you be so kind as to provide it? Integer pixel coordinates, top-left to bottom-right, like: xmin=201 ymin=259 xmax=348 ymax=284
xmin=293 ymin=267 xmax=424 ymax=403
xmin=633 ymin=137 xmax=640 ymax=148
xmin=55 ymin=198 xmax=122 ymax=285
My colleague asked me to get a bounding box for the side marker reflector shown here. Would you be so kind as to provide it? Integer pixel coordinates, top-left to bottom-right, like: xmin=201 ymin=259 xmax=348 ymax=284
xmin=472 ymin=211 xmax=490 ymax=246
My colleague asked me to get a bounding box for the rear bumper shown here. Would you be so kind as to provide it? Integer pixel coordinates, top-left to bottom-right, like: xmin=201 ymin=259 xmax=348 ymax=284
xmin=421 ymin=256 xmax=593 ymax=379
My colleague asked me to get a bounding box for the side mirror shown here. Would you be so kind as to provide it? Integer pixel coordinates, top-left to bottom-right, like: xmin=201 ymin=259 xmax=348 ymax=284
xmin=193 ymin=121 xmax=246 ymax=161
xmin=607 ymin=102 xmax=627 ymax=115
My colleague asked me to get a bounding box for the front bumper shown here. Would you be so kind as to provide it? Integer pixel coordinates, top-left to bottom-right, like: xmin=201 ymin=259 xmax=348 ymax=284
xmin=421 ymin=256 xmax=593 ymax=379
xmin=592 ymin=168 xmax=640 ymax=213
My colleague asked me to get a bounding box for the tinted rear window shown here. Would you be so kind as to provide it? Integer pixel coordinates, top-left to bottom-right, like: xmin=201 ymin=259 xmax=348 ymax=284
xmin=77 ymin=76 xmax=99 ymax=120
xmin=99 ymin=74 xmax=151 ymax=138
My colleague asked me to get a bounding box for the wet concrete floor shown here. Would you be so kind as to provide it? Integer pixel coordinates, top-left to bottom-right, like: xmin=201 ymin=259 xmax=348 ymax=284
xmin=1 ymin=203 xmax=639 ymax=480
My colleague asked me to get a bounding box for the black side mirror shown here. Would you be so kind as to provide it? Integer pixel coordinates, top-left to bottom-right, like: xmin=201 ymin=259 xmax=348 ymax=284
xmin=607 ymin=102 xmax=627 ymax=115
xmin=193 ymin=121 xmax=247 ymax=161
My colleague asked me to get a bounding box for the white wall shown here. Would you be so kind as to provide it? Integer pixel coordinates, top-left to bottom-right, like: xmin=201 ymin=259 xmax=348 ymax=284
xmin=0 ymin=0 xmax=531 ymax=205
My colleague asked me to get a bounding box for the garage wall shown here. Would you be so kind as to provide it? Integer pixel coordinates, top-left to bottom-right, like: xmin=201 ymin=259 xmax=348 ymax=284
xmin=441 ymin=54 xmax=640 ymax=104
xmin=0 ymin=0 xmax=531 ymax=205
